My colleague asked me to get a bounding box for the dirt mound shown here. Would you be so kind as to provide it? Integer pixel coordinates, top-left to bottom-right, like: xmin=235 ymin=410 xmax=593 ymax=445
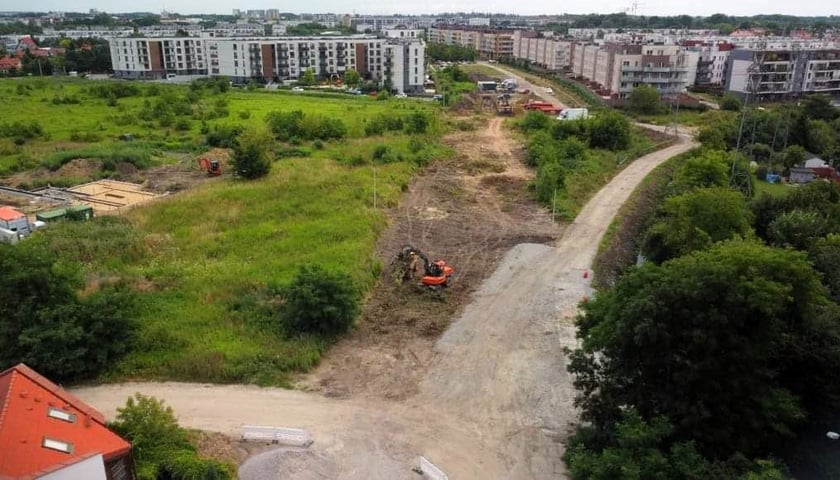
xmin=56 ymin=158 xmax=103 ymax=179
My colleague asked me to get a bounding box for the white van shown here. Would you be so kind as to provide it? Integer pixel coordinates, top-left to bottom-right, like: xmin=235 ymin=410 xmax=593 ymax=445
xmin=557 ymin=108 xmax=589 ymax=121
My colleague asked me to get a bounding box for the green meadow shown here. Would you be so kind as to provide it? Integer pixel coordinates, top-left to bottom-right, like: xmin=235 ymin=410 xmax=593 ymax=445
xmin=2 ymin=77 xmax=451 ymax=384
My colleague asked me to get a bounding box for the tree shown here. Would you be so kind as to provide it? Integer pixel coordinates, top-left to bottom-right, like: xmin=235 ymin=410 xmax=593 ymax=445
xmin=801 ymin=95 xmax=838 ymax=121
xmin=587 ymin=112 xmax=631 ymax=151
xmin=780 ymin=145 xmax=807 ymax=169
xmin=565 ymin=409 xmax=710 ymax=480
xmin=344 ymin=67 xmax=361 ymax=87
xmin=720 ymin=93 xmax=742 ymax=112
xmin=110 ymin=394 xmax=234 ymax=480
xmin=569 ymin=240 xmax=840 ymax=459
xmin=300 ymin=67 xmax=316 ymax=86
xmin=626 ymin=84 xmax=662 ymax=115
xmin=282 ymin=265 xmax=359 ymax=337
xmin=672 ymin=150 xmax=730 ymax=192
xmin=643 ymin=187 xmax=753 ymax=262
xmin=0 ymin=243 xmax=137 ymax=381
xmin=805 ymin=119 xmax=837 ymax=159
xmin=231 ymin=128 xmax=272 ymax=179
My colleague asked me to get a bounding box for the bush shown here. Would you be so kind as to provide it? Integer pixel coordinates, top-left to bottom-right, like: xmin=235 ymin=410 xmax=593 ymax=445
xmin=626 ymin=84 xmax=662 ymax=115
xmin=232 ymin=128 xmax=272 ymax=179
xmin=238 ymin=110 xmax=251 ymax=120
xmin=266 ymin=110 xmax=347 ymax=141
xmin=110 ymin=394 xmax=234 ymax=480
xmin=174 ymin=118 xmax=191 ymax=131
xmin=587 ymin=112 xmax=631 ymax=151
xmin=0 ymin=243 xmax=137 ymax=382
xmin=0 ymin=120 xmax=44 ymax=139
xmin=720 ymin=93 xmax=743 ymax=111
xmin=404 ymin=111 xmax=430 ymax=134
xmin=282 ymin=265 xmax=359 ymax=338
xmin=206 ymin=124 xmax=244 ymax=148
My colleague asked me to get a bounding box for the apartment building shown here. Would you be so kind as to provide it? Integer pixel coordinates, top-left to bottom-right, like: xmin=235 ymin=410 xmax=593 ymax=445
xmin=108 ymin=35 xmax=425 ymax=93
xmin=725 ymin=46 xmax=840 ymax=100
xmin=682 ymin=41 xmax=734 ymax=86
xmin=571 ymin=43 xmax=698 ymax=98
xmin=511 ymin=31 xmax=572 ymax=71
xmin=428 ymin=26 xmax=514 ymax=60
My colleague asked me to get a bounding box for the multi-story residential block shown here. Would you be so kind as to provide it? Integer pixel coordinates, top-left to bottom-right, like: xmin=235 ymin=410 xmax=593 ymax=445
xmin=725 ymin=46 xmax=840 ymax=100
xmin=108 ymin=35 xmax=425 ymax=93
xmin=683 ymin=41 xmax=734 ymax=86
xmin=511 ymin=31 xmax=572 ymax=71
xmin=571 ymin=42 xmax=697 ymax=98
xmin=428 ymin=26 xmax=514 ymax=60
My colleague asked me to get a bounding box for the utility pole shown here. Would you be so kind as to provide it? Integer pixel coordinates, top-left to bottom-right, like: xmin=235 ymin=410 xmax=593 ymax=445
xmin=373 ymin=166 xmax=377 ymax=209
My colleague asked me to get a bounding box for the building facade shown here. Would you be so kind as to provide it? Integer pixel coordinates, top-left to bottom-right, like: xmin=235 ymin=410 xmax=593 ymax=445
xmin=725 ymin=46 xmax=840 ymax=100
xmin=108 ymin=35 xmax=425 ymax=93
xmin=428 ymin=26 xmax=514 ymax=60
xmin=570 ymin=42 xmax=697 ymax=98
xmin=511 ymin=31 xmax=572 ymax=71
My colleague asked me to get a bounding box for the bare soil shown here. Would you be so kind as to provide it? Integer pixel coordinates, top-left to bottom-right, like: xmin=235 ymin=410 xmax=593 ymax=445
xmin=2 ymin=148 xmax=231 ymax=193
xmin=299 ymin=116 xmax=560 ymax=400
xmin=73 ymin=121 xmax=698 ymax=479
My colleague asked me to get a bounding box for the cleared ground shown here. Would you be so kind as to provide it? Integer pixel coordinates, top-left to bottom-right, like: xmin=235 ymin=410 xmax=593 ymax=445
xmin=74 ymin=119 xmax=697 ymax=478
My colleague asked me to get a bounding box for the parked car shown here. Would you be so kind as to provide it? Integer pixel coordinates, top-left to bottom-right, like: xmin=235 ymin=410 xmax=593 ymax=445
xmin=518 ymin=88 xmax=530 ymax=94
xmin=544 ymin=87 xmax=554 ymax=94
xmin=291 ymin=86 xmax=304 ymax=92
xmin=395 ymin=92 xmax=408 ymax=98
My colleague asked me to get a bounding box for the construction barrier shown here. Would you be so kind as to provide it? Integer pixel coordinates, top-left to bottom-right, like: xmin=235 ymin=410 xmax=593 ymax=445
xmin=418 ymin=456 xmax=449 ymax=480
xmin=241 ymin=425 xmax=313 ymax=447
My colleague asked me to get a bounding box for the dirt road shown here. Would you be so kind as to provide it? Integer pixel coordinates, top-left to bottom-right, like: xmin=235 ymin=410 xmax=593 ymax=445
xmin=73 ymin=124 xmax=697 ymax=479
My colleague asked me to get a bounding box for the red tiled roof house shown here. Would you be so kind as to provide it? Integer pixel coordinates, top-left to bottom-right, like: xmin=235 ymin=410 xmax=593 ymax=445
xmin=0 ymin=364 xmax=135 ymax=480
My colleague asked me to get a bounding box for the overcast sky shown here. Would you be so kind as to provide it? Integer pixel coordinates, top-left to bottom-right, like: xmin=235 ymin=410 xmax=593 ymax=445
xmin=10 ymin=0 xmax=840 ymax=17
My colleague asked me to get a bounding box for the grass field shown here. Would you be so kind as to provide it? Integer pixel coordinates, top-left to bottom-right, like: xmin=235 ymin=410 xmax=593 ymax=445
xmin=2 ymin=77 xmax=451 ymax=385
xmin=0 ymin=78 xmax=438 ymax=177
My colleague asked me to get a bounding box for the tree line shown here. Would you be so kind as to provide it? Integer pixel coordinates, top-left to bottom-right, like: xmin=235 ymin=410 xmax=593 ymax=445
xmin=565 ymin=99 xmax=840 ymax=478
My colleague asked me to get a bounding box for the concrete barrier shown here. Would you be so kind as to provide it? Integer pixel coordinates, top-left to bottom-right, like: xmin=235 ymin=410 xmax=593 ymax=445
xmin=241 ymin=425 xmax=313 ymax=447
xmin=418 ymin=456 xmax=448 ymax=480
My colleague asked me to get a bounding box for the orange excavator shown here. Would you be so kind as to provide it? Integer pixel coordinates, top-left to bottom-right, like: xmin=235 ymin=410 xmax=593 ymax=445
xmin=394 ymin=244 xmax=455 ymax=289
xmin=198 ymin=157 xmax=222 ymax=176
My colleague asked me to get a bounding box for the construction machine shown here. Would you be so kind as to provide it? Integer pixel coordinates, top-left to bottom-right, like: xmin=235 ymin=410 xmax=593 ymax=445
xmin=198 ymin=157 xmax=222 ymax=176
xmin=393 ymin=245 xmax=455 ymax=289
xmin=496 ymin=92 xmax=513 ymax=116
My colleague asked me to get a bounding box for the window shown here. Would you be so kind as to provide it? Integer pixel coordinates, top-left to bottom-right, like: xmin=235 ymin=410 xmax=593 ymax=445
xmin=43 ymin=438 xmax=73 ymax=454
xmin=48 ymin=407 xmax=76 ymax=423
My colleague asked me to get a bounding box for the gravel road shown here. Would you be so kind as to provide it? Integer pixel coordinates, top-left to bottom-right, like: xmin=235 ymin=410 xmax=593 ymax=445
xmin=73 ymin=129 xmax=696 ymax=480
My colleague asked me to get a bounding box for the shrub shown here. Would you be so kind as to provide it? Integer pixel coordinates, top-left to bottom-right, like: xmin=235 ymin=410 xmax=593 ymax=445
xmin=720 ymin=93 xmax=743 ymax=111
xmin=238 ymin=110 xmax=251 ymax=120
xmin=520 ymin=111 xmax=551 ymax=132
xmin=0 ymin=243 xmax=137 ymax=382
xmin=266 ymin=110 xmax=347 ymax=141
xmin=232 ymin=128 xmax=272 ymax=179
xmin=282 ymin=265 xmax=359 ymax=338
xmin=626 ymin=84 xmax=662 ymax=115
xmin=174 ymin=118 xmax=191 ymax=131
xmin=0 ymin=120 xmax=44 ymax=139
xmin=109 ymin=394 xmax=234 ymax=480
xmin=587 ymin=112 xmax=631 ymax=151
xmin=405 ymin=111 xmax=430 ymax=134
xmin=206 ymin=124 xmax=243 ymax=148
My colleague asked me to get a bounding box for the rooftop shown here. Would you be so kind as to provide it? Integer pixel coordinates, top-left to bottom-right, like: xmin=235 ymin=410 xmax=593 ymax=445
xmin=0 ymin=364 xmax=131 ymax=479
xmin=0 ymin=206 xmax=25 ymax=222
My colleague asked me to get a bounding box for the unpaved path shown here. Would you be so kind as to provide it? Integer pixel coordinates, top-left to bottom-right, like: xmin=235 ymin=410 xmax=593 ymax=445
xmin=73 ymin=124 xmax=697 ymax=479
xmin=479 ymin=62 xmax=572 ymax=108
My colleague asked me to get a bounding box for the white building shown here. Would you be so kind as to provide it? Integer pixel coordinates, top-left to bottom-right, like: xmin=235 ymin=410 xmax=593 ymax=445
xmin=109 ymin=35 xmax=426 ymax=93
xmin=468 ymin=18 xmax=491 ymax=27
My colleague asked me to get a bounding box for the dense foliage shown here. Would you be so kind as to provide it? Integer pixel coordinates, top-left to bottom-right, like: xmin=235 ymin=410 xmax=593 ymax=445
xmin=281 ymin=265 xmax=360 ymax=337
xmin=110 ymin=394 xmax=234 ymax=480
xmin=626 ymin=84 xmax=662 ymax=115
xmin=265 ymin=109 xmax=347 ymax=141
xmin=426 ymin=42 xmax=477 ymax=62
xmin=0 ymin=243 xmax=137 ymax=381
xmin=231 ymin=127 xmax=273 ymax=179
xmin=572 ymin=98 xmax=840 ymax=478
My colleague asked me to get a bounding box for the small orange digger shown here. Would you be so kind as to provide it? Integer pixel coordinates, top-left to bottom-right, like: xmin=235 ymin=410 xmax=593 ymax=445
xmin=394 ymin=245 xmax=455 ymax=289
xmin=198 ymin=157 xmax=222 ymax=176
